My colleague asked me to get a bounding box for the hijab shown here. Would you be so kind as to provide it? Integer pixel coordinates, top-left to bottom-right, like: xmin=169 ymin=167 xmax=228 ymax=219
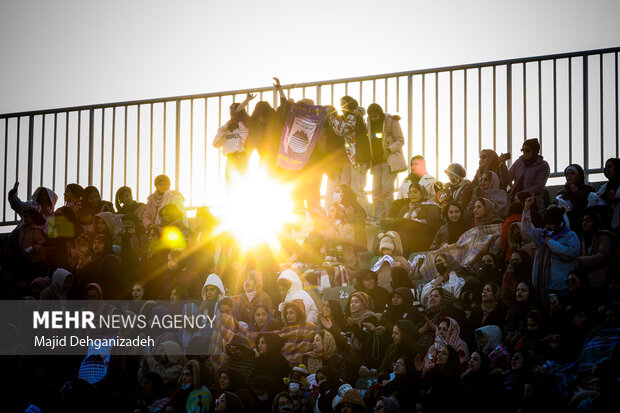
xmin=475 ymin=325 xmax=503 ymax=354
xmin=474 ymin=198 xmax=504 ymax=226
xmin=347 ymin=292 xmax=376 ymax=324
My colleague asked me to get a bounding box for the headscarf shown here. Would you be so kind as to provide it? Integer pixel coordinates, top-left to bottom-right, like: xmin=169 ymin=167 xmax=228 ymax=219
xmin=473 ymin=198 xmax=503 ymax=227
xmin=475 ymin=325 xmax=503 ymax=354
xmin=347 ymin=292 xmax=376 ymax=324
xmin=306 ymin=330 xmax=338 ymax=374
xmin=473 ymin=149 xmax=500 ymax=186
xmin=443 ymin=201 xmax=470 ymax=244
xmin=42 ymin=268 xmax=72 ymax=305
xmin=248 ymin=304 xmax=274 ymax=333
xmin=424 ymin=317 xmax=469 ymax=372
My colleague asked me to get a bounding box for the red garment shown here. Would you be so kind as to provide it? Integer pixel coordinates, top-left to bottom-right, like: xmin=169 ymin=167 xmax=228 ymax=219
xmin=499 ymin=213 xmax=522 ymax=262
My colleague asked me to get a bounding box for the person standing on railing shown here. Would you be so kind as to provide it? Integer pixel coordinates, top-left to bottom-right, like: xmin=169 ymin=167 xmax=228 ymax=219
xmin=327 ymin=96 xmax=372 ymax=217
xmin=213 ymin=93 xmax=255 ymax=182
xmin=367 ymin=103 xmax=408 ymax=221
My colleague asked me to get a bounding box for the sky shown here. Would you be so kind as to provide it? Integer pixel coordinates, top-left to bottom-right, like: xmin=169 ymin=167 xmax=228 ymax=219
xmin=1 ymin=0 xmax=619 ymax=114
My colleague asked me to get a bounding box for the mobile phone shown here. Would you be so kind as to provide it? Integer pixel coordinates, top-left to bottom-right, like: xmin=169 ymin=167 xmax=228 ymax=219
xmin=549 ymin=293 xmax=559 ymax=306
xmin=502 ymin=152 xmax=511 ymax=160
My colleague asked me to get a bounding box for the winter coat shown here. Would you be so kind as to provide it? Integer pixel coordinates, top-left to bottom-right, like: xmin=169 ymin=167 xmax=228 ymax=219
xmin=374 ymin=114 xmax=408 ymax=173
xmin=9 ymin=187 xmax=58 ymax=229
xmin=507 ymin=155 xmax=550 ymax=212
xmin=212 ymin=120 xmax=249 ymax=155
xmin=277 ymin=270 xmax=319 ymax=325
xmin=521 ymin=210 xmax=580 ymax=294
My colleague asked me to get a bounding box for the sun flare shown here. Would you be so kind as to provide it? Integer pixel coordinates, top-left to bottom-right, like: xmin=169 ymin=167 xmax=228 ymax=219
xmin=212 ymin=151 xmax=296 ymax=250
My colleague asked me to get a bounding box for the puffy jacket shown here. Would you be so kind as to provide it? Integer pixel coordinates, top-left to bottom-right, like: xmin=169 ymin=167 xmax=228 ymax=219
xmin=277 ymin=269 xmax=318 ymax=324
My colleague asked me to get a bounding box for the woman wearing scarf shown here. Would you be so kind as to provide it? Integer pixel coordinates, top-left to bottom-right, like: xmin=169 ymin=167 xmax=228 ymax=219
xmin=380 ymin=287 xmax=416 ymax=330
xmin=303 ymin=330 xmax=347 ymax=378
xmin=30 ymin=277 xmax=50 ymax=300
xmin=501 ymin=250 xmax=534 ymax=307
xmin=344 ymin=292 xmax=387 ymax=369
xmin=248 ymin=304 xmax=279 ymax=333
xmin=444 ymin=163 xmax=473 ymax=208
xmin=472 ymin=198 xmax=504 ymax=227
xmin=251 ymin=332 xmax=291 ymax=389
xmin=469 ymin=282 xmax=507 ymax=330
xmin=81 ymin=233 xmax=123 ymax=299
xmin=505 ymin=138 xmax=550 ymax=213
xmin=418 ymin=287 xmax=456 ymax=349
xmin=419 ymin=345 xmax=462 ymax=412
xmin=555 ymin=164 xmax=595 ymax=235
xmin=472 ymin=149 xmax=510 ymax=189
xmin=474 ymin=325 xmax=510 ymax=370
xmin=504 ymin=281 xmax=541 ymax=348
xmin=466 ymin=171 xmax=510 ymax=219
xmin=521 ymin=194 xmax=580 ymax=299
xmin=421 ymin=254 xmax=465 ymax=309
xmin=378 ymin=319 xmax=426 ymax=375
xmin=276 ymin=301 xmax=315 ymax=368
xmin=576 ymin=211 xmax=614 ymax=289
xmin=77 ymin=186 xmax=114 ymax=231
xmin=39 ymin=268 xmax=73 ymax=310
xmin=318 ymin=299 xmax=349 ymax=351
xmin=423 ymin=316 xmax=469 ymax=373
xmin=396 ymin=182 xmax=442 ymax=255
xmin=233 ymin=271 xmax=273 ymax=325
xmin=429 ymin=201 xmax=470 ymax=250
xmin=381 ymin=356 xmax=420 ymax=411
xmin=323 ymin=202 xmax=358 ymax=271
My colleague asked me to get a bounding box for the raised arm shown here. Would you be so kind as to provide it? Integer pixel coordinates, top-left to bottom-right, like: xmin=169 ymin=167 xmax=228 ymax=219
xmin=273 ymin=77 xmax=287 ymax=101
xmin=234 ymin=93 xmax=256 ymax=113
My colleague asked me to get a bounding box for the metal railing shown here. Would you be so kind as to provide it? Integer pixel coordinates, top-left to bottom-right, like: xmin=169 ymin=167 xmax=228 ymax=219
xmin=1 ymin=46 xmax=619 ymax=228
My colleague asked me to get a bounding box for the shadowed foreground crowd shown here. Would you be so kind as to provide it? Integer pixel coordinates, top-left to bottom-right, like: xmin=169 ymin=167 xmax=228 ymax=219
xmin=1 ymin=91 xmax=620 ymax=413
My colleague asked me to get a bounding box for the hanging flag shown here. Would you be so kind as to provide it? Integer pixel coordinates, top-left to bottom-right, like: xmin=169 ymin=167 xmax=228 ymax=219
xmin=277 ymin=103 xmax=328 ymax=170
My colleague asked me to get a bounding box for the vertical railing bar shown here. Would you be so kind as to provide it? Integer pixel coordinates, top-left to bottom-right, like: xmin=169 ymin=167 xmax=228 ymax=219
xmin=385 ymin=78 xmax=388 ymax=112
xmin=523 ymin=63 xmax=527 ymax=138
xmin=41 ymin=114 xmax=46 ymax=187
xmin=422 ymin=74 xmax=425 ymax=157
xmin=583 ymin=55 xmax=590 ymax=182
xmin=553 ymin=59 xmax=558 ymax=172
xmin=600 ymin=53 xmax=604 ymax=167
xmin=27 ymin=115 xmax=34 ymax=199
xmin=163 ymin=103 xmax=167 ymax=174
xmin=450 ymin=71 xmax=453 ymax=163
xmin=478 ymin=67 xmax=482 ymax=153
xmin=137 ymin=105 xmax=141 ymax=199
xmin=100 ymin=109 xmax=104 ymax=191
xmin=260 ymin=91 xmax=263 ymax=101
xmin=373 ymin=79 xmax=376 ymax=102
xmin=464 ymin=70 xmax=468 ymax=170
xmin=345 ymin=82 xmax=348 ymax=96
xmin=538 ymin=60 xmax=542 ymax=150
xmin=175 ymin=100 xmax=181 ymax=191
xmin=190 ymin=99 xmax=194 ymax=206
xmin=396 ymin=77 xmax=400 ymax=113
xmin=110 ymin=107 xmax=116 ymax=201
xmin=616 ymin=52 xmax=619 ymax=157
xmin=493 ymin=66 xmax=497 ymax=151
xmin=435 ymin=73 xmax=439 ymax=177
xmin=53 ymin=113 xmax=57 ymax=192
xmin=64 ymin=112 xmax=68 ymax=190
xmin=16 ymin=117 xmax=22 ymax=218
xmin=77 ymin=111 xmax=81 ymax=184
xmin=204 ymin=98 xmax=208 ymax=205
xmin=358 ymin=82 xmax=362 ymax=106
xmin=317 ymin=85 xmax=321 ymax=105
xmin=149 ymin=103 xmax=153 ymax=193
xmin=3 ymin=119 xmax=8 ymax=221
xmin=407 ymin=74 xmax=413 ymax=162
xmin=331 ymin=84 xmax=334 ymax=105
xmin=123 ymin=105 xmax=128 ymax=186
xmin=569 ymin=59 xmax=573 ymax=165
xmin=507 ymin=64 xmax=513 ymax=166
xmin=218 ymin=97 xmax=222 ymax=186
xmin=287 ymin=88 xmax=290 ymax=99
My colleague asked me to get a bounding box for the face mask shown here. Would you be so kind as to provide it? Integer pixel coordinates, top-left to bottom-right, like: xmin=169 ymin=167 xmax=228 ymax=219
xmin=288 ymin=382 xmax=300 ymax=393
xmin=436 ymin=263 xmax=448 ymax=274
xmin=334 ymin=219 xmax=342 ymax=226
xmin=182 ymin=383 xmax=191 ymax=390
xmin=333 ymin=192 xmax=343 ymax=202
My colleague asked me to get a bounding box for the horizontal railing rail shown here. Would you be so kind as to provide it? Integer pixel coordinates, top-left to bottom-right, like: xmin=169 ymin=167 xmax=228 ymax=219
xmin=1 ymin=46 xmax=619 ymax=229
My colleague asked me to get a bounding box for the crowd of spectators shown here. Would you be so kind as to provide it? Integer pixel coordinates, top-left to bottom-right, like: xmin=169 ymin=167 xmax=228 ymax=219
xmin=2 ymin=85 xmax=620 ymax=412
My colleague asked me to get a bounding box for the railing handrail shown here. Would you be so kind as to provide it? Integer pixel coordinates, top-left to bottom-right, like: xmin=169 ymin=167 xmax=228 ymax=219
xmin=2 ymin=46 xmax=619 ymax=119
